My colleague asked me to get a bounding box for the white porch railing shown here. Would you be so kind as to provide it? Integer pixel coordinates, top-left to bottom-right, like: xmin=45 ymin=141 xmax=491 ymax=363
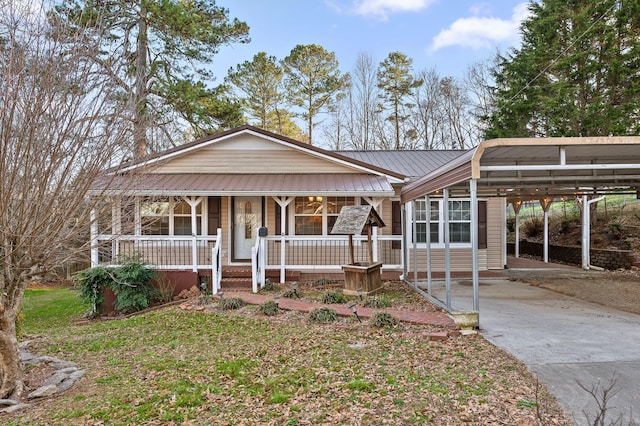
xmin=251 ymin=232 xmax=267 ymax=293
xmin=94 ymin=235 xmax=219 ymax=271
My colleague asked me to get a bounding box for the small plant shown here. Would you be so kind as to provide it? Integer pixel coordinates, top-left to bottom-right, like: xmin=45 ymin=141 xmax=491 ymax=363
xmin=155 ymin=271 xmax=176 ymax=303
xmin=262 ymin=280 xmax=277 ymax=291
xmin=259 ymin=300 xmax=279 ymax=316
xmin=281 ymin=289 xmax=301 ymax=299
xmin=309 ymin=307 xmax=337 ymax=324
xmin=369 ymin=312 xmax=399 ymax=328
xmin=608 ymin=222 xmax=624 ymax=239
xmin=363 ymin=296 xmax=391 ymax=309
xmin=219 ymin=297 xmax=245 ymax=310
xmin=321 ymin=290 xmax=346 ymax=304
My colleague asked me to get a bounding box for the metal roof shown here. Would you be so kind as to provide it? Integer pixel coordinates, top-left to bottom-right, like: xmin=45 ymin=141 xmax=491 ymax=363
xmin=90 ymin=173 xmax=395 ymax=196
xmin=401 ymin=137 xmax=640 ymax=202
xmin=336 ymin=150 xmax=464 ymax=178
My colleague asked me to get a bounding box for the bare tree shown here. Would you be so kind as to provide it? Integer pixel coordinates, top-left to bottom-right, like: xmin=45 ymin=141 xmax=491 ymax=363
xmin=0 ymin=0 xmax=127 ymax=399
xmin=464 ymin=56 xmax=498 ymax=142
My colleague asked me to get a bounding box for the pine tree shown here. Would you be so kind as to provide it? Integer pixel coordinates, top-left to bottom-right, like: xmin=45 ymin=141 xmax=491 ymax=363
xmin=486 ymin=0 xmax=640 ymax=139
xmin=51 ymin=0 xmax=250 ymax=158
xmin=282 ymin=44 xmax=350 ymax=145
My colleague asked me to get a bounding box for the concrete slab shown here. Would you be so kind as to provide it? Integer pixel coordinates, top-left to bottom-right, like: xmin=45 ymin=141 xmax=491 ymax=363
xmin=419 ymin=277 xmax=640 ymax=425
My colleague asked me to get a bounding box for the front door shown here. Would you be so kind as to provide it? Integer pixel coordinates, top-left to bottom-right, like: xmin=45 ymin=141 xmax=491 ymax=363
xmin=233 ymin=196 xmax=262 ymax=261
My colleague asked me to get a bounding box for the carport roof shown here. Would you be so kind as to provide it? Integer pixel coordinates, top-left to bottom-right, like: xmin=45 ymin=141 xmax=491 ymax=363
xmin=401 ymin=137 xmax=640 ymax=202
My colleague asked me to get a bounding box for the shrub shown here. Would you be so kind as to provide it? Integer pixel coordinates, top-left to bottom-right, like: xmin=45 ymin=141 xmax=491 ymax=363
xmin=309 ymin=307 xmax=337 ymax=324
xmin=155 ymin=271 xmax=176 ymax=303
xmin=363 ymin=296 xmax=391 ymax=309
xmin=74 ymin=254 xmax=158 ymax=315
xmin=321 ymin=290 xmax=346 ymax=304
xmin=220 ymin=297 xmax=246 ymax=310
xmin=369 ymin=312 xmax=399 ymax=328
xmin=523 ymin=217 xmax=544 ymax=238
xmin=110 ymin=256 xmax=158 ymax=313
xmin=259 ymin=300 xmax=279 ymax=316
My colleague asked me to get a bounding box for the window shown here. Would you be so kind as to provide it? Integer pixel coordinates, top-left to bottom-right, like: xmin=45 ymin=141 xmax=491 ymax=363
xmin=140 ymin=197 xmax=203 ymax=236
xmin=174 ymin=199 xmax=202 ymax=235
xmin=141 ymin=199 xmax=170 ymax=235
xmin=293 ymin=196 xmax=355 ymax=235
xmin=413 ymin=199 xmax=471 ymax=244
xmin=414 ymin=199 xmax=440 ymax=243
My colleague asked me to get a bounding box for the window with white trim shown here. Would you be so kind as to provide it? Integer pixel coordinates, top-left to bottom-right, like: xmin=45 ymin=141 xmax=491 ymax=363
xmin=140 ymin=197 xmax=203 ymax=236
xmin=414 ymin=199 xmax=471 ymax=244
xmin=293 ymin=196 xmax=355 ymax=235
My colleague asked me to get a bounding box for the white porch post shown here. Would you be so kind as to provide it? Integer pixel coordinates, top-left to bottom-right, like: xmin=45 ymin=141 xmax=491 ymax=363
xmin=540 ymin=198 xmax=553 ymax=263
xmin=372 ymin=226 xmax=379 ymax=262
xmin=470 ymin=180 xmax=479 ymax=312
xmin=443 ymin=188 xmax=451 ymax=311
xmin=184 ymin=196 xmax=203 ymax=272
xmin=425 ymin=195 xmax=432 ymax=296
xmin=273 ymin=196 xmax=294 ymax=283
xmin=90 ymin=208 xmax=99 ymax=267
xmin=581 ymin=195 xmax=605 ymax=269
xmin=112 ymin=198 xmax=121 ymax=259
xmin=511 ymin=200 xmax=522 ymax=258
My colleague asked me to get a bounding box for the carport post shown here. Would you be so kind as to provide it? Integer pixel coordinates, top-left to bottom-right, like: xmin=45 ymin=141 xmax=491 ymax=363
xmin=470 ymin=179 xmax=479 ymax=312
xmin=581 ymin=195 xmax=605 ymax=269
xmin=425 ymin=195 xmax=432 ymax=296
xmin=443 ymin=188 xmax=451 ymax=310
xmin=412 ymin=200 xmax=418 ymax=287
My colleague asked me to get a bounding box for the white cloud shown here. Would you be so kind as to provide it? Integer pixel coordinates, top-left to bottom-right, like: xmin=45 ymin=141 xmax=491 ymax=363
xmin=430 ymin=2 xmax=531 ymax=51
xmin=345 ymin=0 xmax=437 ymax=20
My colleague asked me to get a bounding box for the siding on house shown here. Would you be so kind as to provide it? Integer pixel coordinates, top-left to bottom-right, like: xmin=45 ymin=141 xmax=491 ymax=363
xmin=148 ymin=136 xmax=361 ymax=175
xmin=486 ymin=198 xmax=506 ymax=269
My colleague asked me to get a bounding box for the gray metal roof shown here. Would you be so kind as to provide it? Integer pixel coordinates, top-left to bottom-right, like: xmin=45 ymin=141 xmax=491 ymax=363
xmin=335 ymin=150 xmax=465 ymax=178
xmin=401 ymin=137 xmax=640 ymax=202
xmin=90 ymin=173 xmax=395 ymax=196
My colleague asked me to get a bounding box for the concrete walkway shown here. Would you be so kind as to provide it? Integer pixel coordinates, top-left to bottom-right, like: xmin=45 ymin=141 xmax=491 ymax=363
xmin=422 ymin=260 xmax=640 ymax=426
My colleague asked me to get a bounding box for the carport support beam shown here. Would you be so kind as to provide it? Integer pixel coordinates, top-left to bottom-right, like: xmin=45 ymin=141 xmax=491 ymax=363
xmin=581 ymin=195 xmax=605 ymax=270
xmin=470 ymin=179 xmax=479 ymax=312
xmin=425 ymin=195 xmax=432 ymax=296
xmin=443 ymin=188 xmax=451 ymax=310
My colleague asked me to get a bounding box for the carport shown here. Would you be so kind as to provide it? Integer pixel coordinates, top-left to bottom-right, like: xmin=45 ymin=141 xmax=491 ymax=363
xmin=400 ymin=137 xmax=640 ymax=321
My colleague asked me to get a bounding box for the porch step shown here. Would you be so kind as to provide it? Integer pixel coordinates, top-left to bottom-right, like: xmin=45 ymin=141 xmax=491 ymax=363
xmin=219 ymin=277 xmax=252 ymax=289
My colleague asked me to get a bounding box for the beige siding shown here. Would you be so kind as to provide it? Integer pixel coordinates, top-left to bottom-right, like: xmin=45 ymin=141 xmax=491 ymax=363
xmin=149 ymin=136 xmax=359 ymax=174
xmin=486 ymin=198 xmax=506 ymax=269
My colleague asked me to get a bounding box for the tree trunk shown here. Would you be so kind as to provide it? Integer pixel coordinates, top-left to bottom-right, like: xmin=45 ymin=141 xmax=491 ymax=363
xmin=0 ymin=305 xmax=23 ymax=399
xmin=133 ymin=6 xmax=149 ymax=159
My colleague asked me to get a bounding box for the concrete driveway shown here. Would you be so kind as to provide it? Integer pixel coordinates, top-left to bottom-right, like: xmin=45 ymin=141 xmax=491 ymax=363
xmin=424 ymin=265 xmax=640 ymax=425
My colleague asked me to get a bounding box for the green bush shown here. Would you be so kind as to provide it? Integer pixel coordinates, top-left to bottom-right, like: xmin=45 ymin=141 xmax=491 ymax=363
xmin=321 ymin=290 xmax=346 ymax=304
xmin=369 ymin=312 xmax=399 ymax=328
xmin=363 ymin=296 xmax=391 ymax=309
xmin=258 ymin=300 xmax=279 ymax=316
xmin=281 ymin=289 xmax=301 ymax=299
xmin=74 ymin=255 xmax=158 ymax=315
xmin=220 ymin=297 xmax=246 ymax=310
xmin=309 ymin=307 xmax=338 ymax=324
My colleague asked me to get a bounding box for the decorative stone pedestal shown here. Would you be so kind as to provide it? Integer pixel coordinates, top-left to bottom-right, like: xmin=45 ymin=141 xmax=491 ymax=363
xmin=342 ymin=262 xmax=383 ymax=296
xmin=451 ymin=311 xmax=479 ymax=335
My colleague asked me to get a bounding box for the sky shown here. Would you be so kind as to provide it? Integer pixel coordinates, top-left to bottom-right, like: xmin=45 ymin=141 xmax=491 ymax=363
xmin=211 ymin=0 xmax=532 ymax=83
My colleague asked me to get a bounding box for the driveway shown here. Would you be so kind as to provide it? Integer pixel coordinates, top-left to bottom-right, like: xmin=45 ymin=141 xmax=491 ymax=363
xmin=424 ymin=265 xmax=640 ymax=425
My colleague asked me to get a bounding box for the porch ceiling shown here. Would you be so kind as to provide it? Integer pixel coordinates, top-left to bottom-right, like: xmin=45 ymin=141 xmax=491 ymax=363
xmin=90 ymin=173 xmax=396 ymax=197
xmin=401 ymin=137 xmax=640 ymax=202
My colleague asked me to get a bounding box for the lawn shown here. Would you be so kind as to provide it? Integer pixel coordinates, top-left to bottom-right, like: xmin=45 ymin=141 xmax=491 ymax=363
xmin=9 ymin=286 xmax=572 ymax=425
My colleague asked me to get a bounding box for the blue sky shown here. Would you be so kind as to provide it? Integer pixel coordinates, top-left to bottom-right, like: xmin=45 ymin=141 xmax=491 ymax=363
xmin=212 ymin=0 xmax=531 ymax=83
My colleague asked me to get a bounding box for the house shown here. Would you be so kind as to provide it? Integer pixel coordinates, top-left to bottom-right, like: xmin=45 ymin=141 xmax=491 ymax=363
xmin=88 ymin=125 xmax=506 ymax=295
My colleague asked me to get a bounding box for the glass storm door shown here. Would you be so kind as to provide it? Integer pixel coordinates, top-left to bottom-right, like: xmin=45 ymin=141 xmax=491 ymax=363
xmin=233 ymin=196 xmax=262 ymax=261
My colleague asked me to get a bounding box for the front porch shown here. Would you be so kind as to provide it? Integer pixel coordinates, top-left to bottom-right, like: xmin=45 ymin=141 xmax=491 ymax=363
xmin=93 ymin=230 xmax=404 ymax=293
